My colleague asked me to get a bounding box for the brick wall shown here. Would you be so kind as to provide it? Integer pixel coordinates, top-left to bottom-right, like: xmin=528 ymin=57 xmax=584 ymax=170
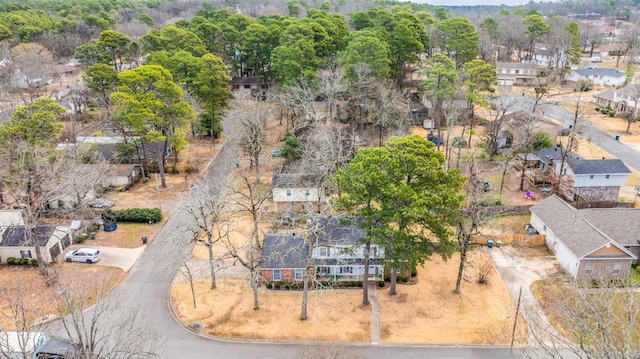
xmin=576 ymin=258 xmax=633 ymax=281
xmin=574 ymin=186 xmax=620 ymax=202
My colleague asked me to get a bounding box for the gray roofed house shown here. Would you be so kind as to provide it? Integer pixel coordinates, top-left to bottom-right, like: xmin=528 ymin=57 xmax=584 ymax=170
xmin=530 ymin=195 xmax=637 ymax=281
xmin=260 ymin=216 xmax=384 ymax=283
xmin=0 ymin=212 xmax=72 ymax=264
xmin=567 ymin=68 xmax=626 ymax=87
xmin=261 ymin=233 xmax=308 ymax=270
xmin=567 ymin=158 xmax=631 ymax=175
xmin=594 ymin=84 xmax=640 ymax=114
xmin=523 ymin=146 xmax=630 ymax=201
xmin=495 ymin=62 xmax=542 ymax=86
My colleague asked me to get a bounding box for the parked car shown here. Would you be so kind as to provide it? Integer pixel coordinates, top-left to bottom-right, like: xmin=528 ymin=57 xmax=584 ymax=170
xmin=427 ymin=133 xmax=444 ymax=145
xmin=64 ymin=248 xmax=101 ymax=263
xmin=271 ymin=149 xmax=282 ymax=157
xmin=591 ymin=55 xmax=602 ymax=63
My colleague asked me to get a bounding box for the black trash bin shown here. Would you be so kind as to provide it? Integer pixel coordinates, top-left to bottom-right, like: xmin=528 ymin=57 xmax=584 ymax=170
xmin=142 ymin=236 xmax=148 ymax=244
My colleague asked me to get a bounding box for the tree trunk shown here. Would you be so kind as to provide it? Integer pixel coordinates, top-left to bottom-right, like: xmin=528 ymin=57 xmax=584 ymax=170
xmin=390 ymin=269 xmax=397 ymax=296
xmin=207 ymin=244 xmax=217 ymax=290
xmin=519 ymin=152 xmax=528 ymax=191
xmin=362 ymin=241 xmax=371 ymax=306
xmin=251 ymin=271 xmax=259 ymax=310
xmin=300 ymin=267 xmax=309 ymax=320
xmin=436 ymin=100 xmax=442 ymax=152
xmin=211 ymin=96 xmax=216 ymax=143
xmin=500 ymin=158 xmax=510 ymax=195
xmin=454 ymin=241 xmax=469 ymax=294
xmin=156 ymin=141 xmax=167 ymax=188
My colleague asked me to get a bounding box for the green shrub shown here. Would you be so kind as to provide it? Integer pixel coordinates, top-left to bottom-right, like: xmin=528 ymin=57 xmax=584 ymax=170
xmin=378 ymin=281 xmax=385 ymax=287
xmin=6 ymin=257 xmax=16 ymax=265
xmin=29 ymin=259 xmax=37 ymax=266
xmin=595 ymin=107 xmax=600 ymax=111
xmin=265 ymin=281 xmax=272 ymax=289
xmin=410 ymin=267 xmax=418 ymax=277
xmin=105 ymin=208 xmax=162 ymax=223
xmin=274 ymin=282 xmax=281 ymax=289
xmin=608 ymin=110 xmax=616 ymax=117
xmin=19 ymin=258 xmax=28 ymax=265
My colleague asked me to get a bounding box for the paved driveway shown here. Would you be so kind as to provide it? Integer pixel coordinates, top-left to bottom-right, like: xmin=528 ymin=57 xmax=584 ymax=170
xmin=63 ymin=245 xmax=145 ymax=272
xmin=489 ymin=246 xmax=567 ymax=346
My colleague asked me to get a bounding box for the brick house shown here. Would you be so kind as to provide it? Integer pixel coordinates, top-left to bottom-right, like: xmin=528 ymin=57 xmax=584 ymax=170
xmin=593 ymin=84 xmax=640 ymax=114
xmin=529 ymin=195 xmax=637 ymax=281
xmin=260 ymin=216 xmax=385 ymax=283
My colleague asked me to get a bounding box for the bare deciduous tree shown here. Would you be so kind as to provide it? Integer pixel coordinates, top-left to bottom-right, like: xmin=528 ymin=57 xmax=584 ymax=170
xmin=184 ymin=181 xmax=231 ymax=290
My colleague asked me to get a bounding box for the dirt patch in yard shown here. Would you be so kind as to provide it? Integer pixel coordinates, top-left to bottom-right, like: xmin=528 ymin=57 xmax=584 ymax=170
xmin=0 ymin=265 xmax=123 ymax=329
xmin=378 ymin=249 xmax=528 ymax=344
xmin=171 ymin=279 xmax=370 ymax=342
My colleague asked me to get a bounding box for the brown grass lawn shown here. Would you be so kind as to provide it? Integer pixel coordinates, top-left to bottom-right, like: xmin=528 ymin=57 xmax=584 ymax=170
xmin=171 ymin=279 xmax=370 ymax=342
xmin=378 ymin=249 xmax=528 ymax=344
xmin=0 ymin=265 xmax=122 ymax=329
xmin=88 ymin=222 xmax=164 ymax=248
xmin=172 ymin=250 xmax=526 ymax=344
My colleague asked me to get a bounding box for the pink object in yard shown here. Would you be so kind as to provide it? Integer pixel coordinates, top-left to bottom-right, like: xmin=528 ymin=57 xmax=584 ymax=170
xmin=525 ymin=192 xmax=534 ymax=200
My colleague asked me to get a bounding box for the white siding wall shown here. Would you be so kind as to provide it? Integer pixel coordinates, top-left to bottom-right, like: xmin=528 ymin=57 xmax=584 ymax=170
xmin=272 ymin=187 xmax=324 ymax=203
xmin=573 ymin=173 xmax=627 ymax=187
xmin=313 ymin=244 xmax=385 ymax=259
xmin=530 ymin=212 xmax=579 ymax=278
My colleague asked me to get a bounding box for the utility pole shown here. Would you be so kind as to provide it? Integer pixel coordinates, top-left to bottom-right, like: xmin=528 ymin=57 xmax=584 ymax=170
xmin=510 ymin=286 xmax=523 ymax=353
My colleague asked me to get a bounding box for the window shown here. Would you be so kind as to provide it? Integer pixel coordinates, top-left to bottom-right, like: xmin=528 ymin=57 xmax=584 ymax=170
xmin=605 ymin=175 xmax=610 ymax=179
xmin=590 ymin=175 xmax=594 ymax=179
xmin=318 ymin=266 xmax=330 ymax=275
xmin=515 ymin=70 xmax=520 ymax=74
xmin=543 ymin=225 xmax=547 ymax=232
xmin=585 ymin=263 xmax=593 ymax=275
xmin=290 ymin=201 xmax=295 ymax=206
xmin=286 ymin=189 xmax=292 ymax=196
xmin=271 ymin=269 xmax=282 ymax=281
xmin=305 ymin=189 xmax=310 ymax=196
xmin=20 ymin=250 xmax=32 ymax=259
xmin=293 ymin=269 xmax=304 ymax=280
xmin=318 ymin=247 xmax=329 ymax=257
xmin=613 ymin=264 xmax=621 ymax=274
xmin=243 ymin=84 xmax=251 ymax=89
xmin=339 ymin=266 xmax=353 ymax=274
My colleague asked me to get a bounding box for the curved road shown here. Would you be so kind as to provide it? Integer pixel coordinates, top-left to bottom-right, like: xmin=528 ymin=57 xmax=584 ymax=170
xmin=531 ymin=98 xmax=640 ymax=172
xmin=109 ymin=117 xmax=527 ymax=359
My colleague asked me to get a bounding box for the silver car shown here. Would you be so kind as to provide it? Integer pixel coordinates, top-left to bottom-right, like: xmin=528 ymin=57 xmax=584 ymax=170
xmin=64 ymin=248 xmax=101 ymax=263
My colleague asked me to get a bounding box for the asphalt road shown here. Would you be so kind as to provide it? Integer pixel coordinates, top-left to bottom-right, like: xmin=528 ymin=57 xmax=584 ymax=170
xmin=83 ymin=117 xmax=541 ymax=358
xmin=523 ymin=97 xmax=640 ymax=172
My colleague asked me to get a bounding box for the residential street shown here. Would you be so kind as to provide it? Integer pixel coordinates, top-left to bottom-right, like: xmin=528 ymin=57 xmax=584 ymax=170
xmin=81 ymin=116 xmax=533 ymax=359
xmin=522 ymin=97 xmax=640 ymax=172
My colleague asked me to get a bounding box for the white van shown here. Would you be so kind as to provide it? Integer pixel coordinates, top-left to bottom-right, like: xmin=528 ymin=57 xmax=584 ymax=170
xmin=591 ymin=55 xmax=603 ymax=63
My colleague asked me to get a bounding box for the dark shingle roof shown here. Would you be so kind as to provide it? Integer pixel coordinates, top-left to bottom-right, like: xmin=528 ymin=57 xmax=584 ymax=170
xmin=530 ymin=146 xmax=580 ymax=162
xmin=0 ymin=226 xmax=56 ymax=247
xmin=594 ymin=89 xmax=616 ymax=101
xmin=261 ymin=233 xmax=308 ymax=269
xmin=496 ymin=62 xmax=539 ymax=69
xmin=530 ymin=195 xmax=635 ymax=258
xmin=568 ymin=158 xmax=630 ymax=175
xmin=310 ymin=216 xmax=366 ymax=246
xmin=575 ymin=68 xmax=625 ymax=78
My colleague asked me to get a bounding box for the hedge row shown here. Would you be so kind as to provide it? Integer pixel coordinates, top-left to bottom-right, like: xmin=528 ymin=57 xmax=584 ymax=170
xmin=104 ymin=208 xmax=162 ymax=223
xmin=6 ymin=257 xmax=38 ymax=266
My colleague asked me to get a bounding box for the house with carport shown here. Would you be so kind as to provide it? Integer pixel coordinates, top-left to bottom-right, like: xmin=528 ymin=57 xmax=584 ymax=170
xmin=0 ymin=211 xmax=71 ymax=264
xmin=529 ymin=195 xmax=637 ymax=281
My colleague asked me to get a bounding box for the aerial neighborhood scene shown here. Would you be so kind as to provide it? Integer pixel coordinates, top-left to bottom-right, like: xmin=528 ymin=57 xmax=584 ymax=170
xmin=2 ymin=0 xmax=640 ymax=357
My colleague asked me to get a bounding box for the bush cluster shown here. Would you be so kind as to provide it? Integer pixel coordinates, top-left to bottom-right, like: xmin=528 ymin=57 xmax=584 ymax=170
xmin=105 ymin=208 xmax=162 ymax=223
xmin=6 ymin=257 xmax=38 ymax=266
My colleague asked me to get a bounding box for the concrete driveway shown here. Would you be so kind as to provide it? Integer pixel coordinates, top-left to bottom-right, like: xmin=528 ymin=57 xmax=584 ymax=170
xmin=489 ymin=246 xmax=567 ymax=346
xmin=64 ymin=245 xmax=145 ymax=272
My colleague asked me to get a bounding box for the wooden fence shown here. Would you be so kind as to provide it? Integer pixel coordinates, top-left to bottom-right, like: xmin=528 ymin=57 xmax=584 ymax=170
xmin=473 ymin=234 xmax=547 ymax=246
